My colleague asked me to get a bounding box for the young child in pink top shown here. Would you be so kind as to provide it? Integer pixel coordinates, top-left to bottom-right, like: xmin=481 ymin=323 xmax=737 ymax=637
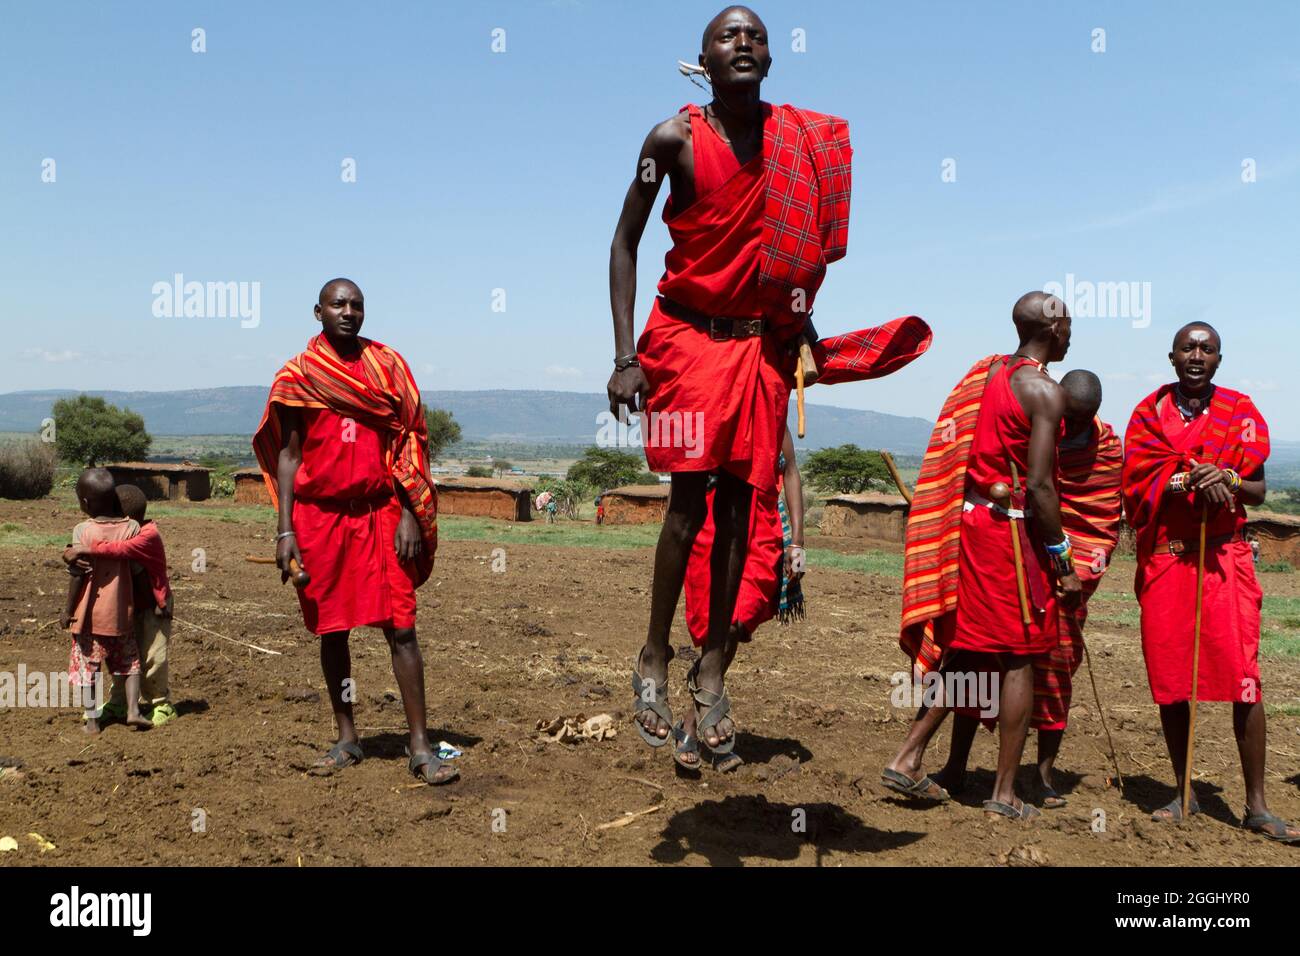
xmin=60 ymin=468 xmax=149 ymax=734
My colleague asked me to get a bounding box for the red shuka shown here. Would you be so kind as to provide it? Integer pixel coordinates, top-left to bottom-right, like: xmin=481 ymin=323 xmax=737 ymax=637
xmin=252 ymin=336 xmax=436 ymax=636
xmin=951 ymin=358 xmax=1060 ymax=656
xmin=683 ymin=481 xmax=784 ymax=646
xmin=1124 ymin=386 xmax=1268 ymax=705
xmin=639 ymin=104 xmax=793 ymax=494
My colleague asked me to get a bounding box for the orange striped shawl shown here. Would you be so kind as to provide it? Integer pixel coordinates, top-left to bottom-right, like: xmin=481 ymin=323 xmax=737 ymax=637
xmin=899 ymin=355 xmax=999 ymax=675
xmin=1058 ymin=418 xmax=1122 ymax=583
xmin=252 ymin=334 xmax=437 ymax=584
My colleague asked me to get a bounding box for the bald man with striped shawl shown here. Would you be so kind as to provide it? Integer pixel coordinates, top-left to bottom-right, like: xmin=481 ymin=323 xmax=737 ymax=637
xmin=932 ymin=371 xmax=1123 ymax=807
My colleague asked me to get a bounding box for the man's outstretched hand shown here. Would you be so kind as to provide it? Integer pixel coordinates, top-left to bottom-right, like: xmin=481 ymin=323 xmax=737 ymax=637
xmin=607 ymin=366 xmax=649 ymax=416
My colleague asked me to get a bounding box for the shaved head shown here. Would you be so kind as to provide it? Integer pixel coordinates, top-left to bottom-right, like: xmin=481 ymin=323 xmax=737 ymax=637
xmin=1060 ymin=369 xmax=1102 ymax=412
xmin=76 ymin=467 xmax=119 ymax=517
xmin=318 ymin=277 xmax=361 ymax=304
xmin=702 ymin=5 xmax=766 ymax=51
xmin=1172 ymin=321 xmax=1220 ymax=351
xmin=1012 ymin=291 xmax=1066 ymax=334
xmin=115 ymin=483 xmax=147 ymax=523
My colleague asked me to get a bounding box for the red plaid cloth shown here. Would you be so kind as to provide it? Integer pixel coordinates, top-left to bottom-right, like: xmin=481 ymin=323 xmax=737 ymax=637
xmin=810 ymin=316 xmax=932 ymax=385
xmin=759 ymin=104 xmax=851 ymax=311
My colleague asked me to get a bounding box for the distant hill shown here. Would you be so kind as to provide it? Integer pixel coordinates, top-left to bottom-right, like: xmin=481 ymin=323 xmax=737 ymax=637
xmin=0 ymin=387 xmax=936 ymax=454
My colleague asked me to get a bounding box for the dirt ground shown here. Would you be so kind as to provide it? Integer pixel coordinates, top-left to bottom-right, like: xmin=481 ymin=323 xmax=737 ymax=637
xmin=1 ymin=495 xmax=1298 ymax=867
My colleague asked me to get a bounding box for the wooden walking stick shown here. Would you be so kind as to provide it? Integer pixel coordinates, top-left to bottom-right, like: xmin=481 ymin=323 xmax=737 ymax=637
xmin=245 ymin=554 xmax=311 ymax=588
xmin=1182 ymin=499 xmax=1209 ymax=819
xmin=1081 ymin=639 xmax=1124 ymax=793
xmin=879 ymin=450 xmax=913 ymax=505
xmin=794 ymin=337 xmax=818 ymax=438
xmin=990 ymin=465 xmax=1032 ymax=627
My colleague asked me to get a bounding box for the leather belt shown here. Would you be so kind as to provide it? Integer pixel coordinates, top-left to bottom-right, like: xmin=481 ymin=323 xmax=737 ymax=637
xmin=964 ymin=490 xmax=1031 ymax=520
xmin=658 ymin=296 xmax=767 ymax=340
xmin=1156 ymin=530 xmax=1244 ymax=556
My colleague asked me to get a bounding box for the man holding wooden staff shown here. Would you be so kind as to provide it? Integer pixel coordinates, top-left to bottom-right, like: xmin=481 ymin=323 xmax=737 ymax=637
xmin=1122 ymin=322 xmax=1297 ymax=840
xmin=882 ymin=291 xmax=1080 ymax=821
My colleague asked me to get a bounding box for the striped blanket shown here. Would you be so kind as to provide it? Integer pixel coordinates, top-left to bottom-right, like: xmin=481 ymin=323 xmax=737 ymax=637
xmin=252 ymin=333 xmax=438 ymax=584
xmin=1059 ymin=418 xmax=1123 ymax=581
xmin=1122 ymin=384 xmax=1269 ymax=559
xmin=1031 ymin=418 xmax=1123 ymax=729
xmin=898 ymin=355 xmax=1001 ymax=675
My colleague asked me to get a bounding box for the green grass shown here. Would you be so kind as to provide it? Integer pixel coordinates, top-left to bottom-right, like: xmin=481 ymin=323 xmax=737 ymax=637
xmin=805 ymin=548 xmax=902 ymax=576
xmin=1261 ymin=628 xmax=1300 ymax=658
xmin=438 ymin=515 xmax=663 ymax=549
xmin=0 ymin=523 xmax=68 ymax=548
xmin=1265 ymin=702 xmax=1300 ymax=717
xmin=145 ymin=503 xmax=274 ymax=524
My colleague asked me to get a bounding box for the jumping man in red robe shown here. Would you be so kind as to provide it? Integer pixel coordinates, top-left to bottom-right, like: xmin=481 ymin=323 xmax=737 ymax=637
xmin=253 ymin=278 xmax=458 ymax=786
xmin=1123 ymin=322 xmax=1297 ymax=841
xmin=608 ymin=6 xmax=847 ymax=763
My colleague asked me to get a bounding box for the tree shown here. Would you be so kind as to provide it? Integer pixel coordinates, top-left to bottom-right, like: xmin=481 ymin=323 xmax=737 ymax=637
xmin=567 ymin=446 xmax=644 ymax=491
xmin=494 ymin=459 xmax=514 ymax=476
xmin=424 ymin=406 xmax=462 ymax=462
xmin=535 ymin=476 xmax=590 ymax=519
xmin=52 ymin=395 xmax=151 ymax=466
xmin=635 ymin=471 xmax=662 ymax=486
xmin=465 ymin=465 xmax=492 ymax=478
xmin=802 ymin=444 xmax=891 ymax=495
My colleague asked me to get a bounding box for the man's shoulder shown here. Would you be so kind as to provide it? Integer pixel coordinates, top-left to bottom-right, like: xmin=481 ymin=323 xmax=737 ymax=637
xmin=647 ymin=110 xmax=691 ymax=149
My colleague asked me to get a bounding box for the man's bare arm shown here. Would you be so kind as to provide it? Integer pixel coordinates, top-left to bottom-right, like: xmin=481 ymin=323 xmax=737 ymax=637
xmin=275 ymin=405 xmax=306 ymax=582
xmin=1017 ymin=373 xmax=1082 ymax=608
xmin=607 ymin=119 xmax=686 ymax=414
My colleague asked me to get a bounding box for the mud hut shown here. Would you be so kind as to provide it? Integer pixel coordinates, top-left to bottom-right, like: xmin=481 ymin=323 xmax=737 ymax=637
xmin=1245 ymin=510 xmax=1300 ymax=568
xmin=105 ymin=462 xmax=211 ymax=502
xmin=602 ymin=484 xmax=669 ymax=525
xmin=819 ymin=492 xmax=910 ymax=547
xmin=233 ymin=467 xmax=271 ymax=505
xmin=435 ymin=476 xmax=531 ymax=521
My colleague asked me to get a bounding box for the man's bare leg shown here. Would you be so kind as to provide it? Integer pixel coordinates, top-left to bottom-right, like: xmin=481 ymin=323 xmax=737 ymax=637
xmin=1036 ymin=729 xmax=1064 ymax=789
xmin=1234 ymin=701 xmax=1300 ymax=837
xmin=122 ymin=673 xmax=152 ymax=730
xmin=692 ymin=471 xmax=750 ymax=749
xmin=319 ymin=630 xmax=359 ymax=759
xmin=989 ymin=656 xmax=1033 ymax=808
xmin=885 ymin=701 xmax=950 ymax=793
xmin=385 ymin=626 xmax=432 ymax=759
xmin=1150 ymin=701 xmax=1191 ymax=818
xmin=936 ymin=712 xmax=980 ymax=793
xmin=634 ymin=472 xmax=709 ymax=741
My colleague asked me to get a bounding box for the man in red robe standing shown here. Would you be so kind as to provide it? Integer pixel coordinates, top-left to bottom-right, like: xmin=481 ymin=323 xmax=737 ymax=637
xmin=253 ymin=278 xmax=457 ymax=786
xmin=1123 ymin=322 xmax=1297 ymax=841
xmin=607 ymin=6 xmax=850 ymax=761
xmin=882 ymin=292 xmax=1081 ymax=821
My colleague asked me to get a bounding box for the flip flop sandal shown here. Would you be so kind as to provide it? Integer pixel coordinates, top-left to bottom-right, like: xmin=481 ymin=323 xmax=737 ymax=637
xmin=687 ymin=662 xmax=736 ymax=756
xmin=880 ymin=767 xmax=950 ymax=803
xmin=309 ymin=740 xmax=364 ymax=775
xmin=632 ymin=650 xmax=674 ymax=749
xmin=712 ymin=752 xmax=744 ymax=774
xmin=983 ymin=798 xmax=1041 ymax=822
xmin=1151 ymin=796 xmax=1199 ymax=823
xmin=1241 ymin=809 xmax=1300 ymax=844
xmin=1035 ymin=783 xmax=1068 ymax=809
xmin=671 ymin=721 xmax=701 ymax=772
xmin=406 ymin=746 xmax=459 ymax=786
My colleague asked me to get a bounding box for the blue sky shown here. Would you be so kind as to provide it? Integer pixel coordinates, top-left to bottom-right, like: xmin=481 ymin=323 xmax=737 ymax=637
xmin=3 ymin=1 xmax=1298 ymax=438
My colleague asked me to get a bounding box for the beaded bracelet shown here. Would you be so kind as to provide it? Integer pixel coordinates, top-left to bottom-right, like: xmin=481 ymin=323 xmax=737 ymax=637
xmin=1223 ymin=468 xmax=1243 ymax=494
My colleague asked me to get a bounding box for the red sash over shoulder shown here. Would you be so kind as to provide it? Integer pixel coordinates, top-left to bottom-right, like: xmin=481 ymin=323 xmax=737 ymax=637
xmin=1122 ymin=384 xmax=1268 ymax=560
xmin=1060 ymin=418 xmax=1123 ymax=581
xmin=252 ymin=334 xmax=437 ymax=585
